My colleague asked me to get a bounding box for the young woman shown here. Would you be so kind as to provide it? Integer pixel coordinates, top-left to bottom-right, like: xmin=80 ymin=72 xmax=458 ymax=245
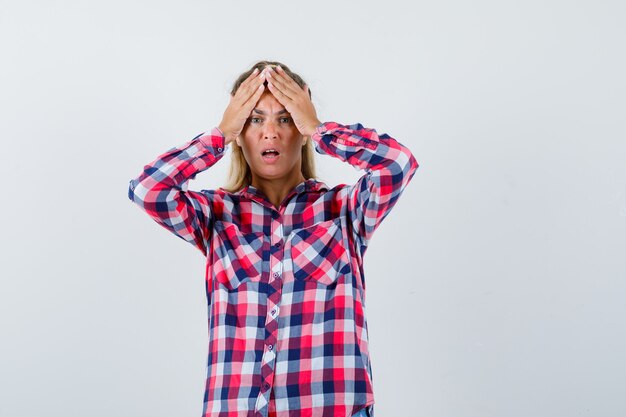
xmin=128 ymin=60 xmax=418 ymax=417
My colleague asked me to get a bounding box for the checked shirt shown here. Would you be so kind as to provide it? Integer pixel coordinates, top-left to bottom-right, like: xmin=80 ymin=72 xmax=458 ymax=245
xmin=128 ymin=121 xmax=418 ymax=417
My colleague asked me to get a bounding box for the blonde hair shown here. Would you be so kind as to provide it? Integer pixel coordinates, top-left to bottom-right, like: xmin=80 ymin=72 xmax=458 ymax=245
xmin=222 ymin=60 xmax=317 ymax=192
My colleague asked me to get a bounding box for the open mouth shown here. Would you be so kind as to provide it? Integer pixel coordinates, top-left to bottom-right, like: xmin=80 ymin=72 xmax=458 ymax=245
xmin=261 ymin=149 xmax=280 ymax=159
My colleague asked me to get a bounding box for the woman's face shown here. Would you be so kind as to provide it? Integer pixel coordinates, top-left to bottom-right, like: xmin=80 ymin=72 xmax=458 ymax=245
xmin=237 ymin=91 xmax=306 ymax=186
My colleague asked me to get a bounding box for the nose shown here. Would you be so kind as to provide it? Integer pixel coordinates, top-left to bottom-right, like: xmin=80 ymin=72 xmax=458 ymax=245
xmin=263 ymin=120 xmax=278 ymax=139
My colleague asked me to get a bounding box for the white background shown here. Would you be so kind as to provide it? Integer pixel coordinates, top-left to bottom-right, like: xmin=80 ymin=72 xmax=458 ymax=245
xmin=1 ymin=1 xmax=625 ymax=416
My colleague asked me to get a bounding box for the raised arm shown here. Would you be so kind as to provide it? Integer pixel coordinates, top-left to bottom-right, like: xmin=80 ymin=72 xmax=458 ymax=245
xmin=312 ymin=122 xmax=418 ymax=253
xmin=263 ymin=65 xmax=419 ymax=254
xmin=128 ymin=130 xmax=226 ymax=255
xmin=128 ymin=67 xmax=268 ymax=255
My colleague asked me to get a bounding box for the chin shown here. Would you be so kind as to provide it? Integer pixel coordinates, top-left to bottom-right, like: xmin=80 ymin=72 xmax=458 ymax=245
xmin=254 ymin=167 xmax=300 ymax=182
xmin=253 ymin=169 xmax=286 ymax=180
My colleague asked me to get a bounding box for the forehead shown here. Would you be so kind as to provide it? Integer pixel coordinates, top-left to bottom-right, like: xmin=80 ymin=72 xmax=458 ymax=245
xmin=255 ymin=92 xmax=284 ymax=109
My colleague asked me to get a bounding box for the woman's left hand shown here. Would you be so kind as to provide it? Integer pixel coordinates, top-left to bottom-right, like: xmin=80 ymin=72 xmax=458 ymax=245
xmin=264 ymin=65 xmax=321 ymax=137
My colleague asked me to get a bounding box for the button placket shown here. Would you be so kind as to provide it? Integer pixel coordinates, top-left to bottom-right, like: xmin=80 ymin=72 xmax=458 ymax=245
xmin=258 ymin=212 xmax=284 ymax=409
xmin=271 ymin=224 xmax=284 ymax=251
xmin=270 ymin=222 xmax=284 ymax=281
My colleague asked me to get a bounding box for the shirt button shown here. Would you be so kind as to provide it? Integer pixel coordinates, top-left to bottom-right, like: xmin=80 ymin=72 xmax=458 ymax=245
xmin=217 ymin=147 xmax=223 ymax=152
xmin=273 ymin=272 xmax=280 ymax=278
xmin=271 ymin=308 xmax=277 ymax=316
xmin=268 ymin=344 xmax=273 ymax=351
xmin=274 ymin=241 xmax=282 ymax=248
xmin=263 ymin=382 xmax=270 ymax=390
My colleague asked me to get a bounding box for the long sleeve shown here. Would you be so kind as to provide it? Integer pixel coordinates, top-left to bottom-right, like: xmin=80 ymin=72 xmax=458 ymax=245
xmin=128 ymin=127 xmax=227 ymax=255
xmin=311 ymin=121 xmax=419 ymax=254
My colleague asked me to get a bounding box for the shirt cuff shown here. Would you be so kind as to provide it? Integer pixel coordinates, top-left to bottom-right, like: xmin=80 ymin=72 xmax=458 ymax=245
xmin=314 ymin=121 xmax=342 ymax=137
xmin=198 ymin=127 xmax=228 ymax=154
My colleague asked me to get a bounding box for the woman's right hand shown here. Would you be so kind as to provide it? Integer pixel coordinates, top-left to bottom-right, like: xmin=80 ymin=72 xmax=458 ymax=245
xmin=218 ymin=68 xmax=266 ymax=145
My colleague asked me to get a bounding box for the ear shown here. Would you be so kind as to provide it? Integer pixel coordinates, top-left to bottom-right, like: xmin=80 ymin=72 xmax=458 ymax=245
xmin=236 ymin=136 xmax=242 ymax=146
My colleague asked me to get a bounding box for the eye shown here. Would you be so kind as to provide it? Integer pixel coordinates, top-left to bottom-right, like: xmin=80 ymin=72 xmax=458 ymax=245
xmin=279 ymin=117 xmax=291 ymax=124
xmin=250 ymin=117 xmax=262 ymax=123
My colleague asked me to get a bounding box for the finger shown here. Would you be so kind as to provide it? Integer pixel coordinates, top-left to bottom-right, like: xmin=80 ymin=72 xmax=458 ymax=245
xmin=267 ymin=67 xmax=299 ymax=99
xmin=267 ymin=76 xmax=297 ymax=104
xmin=241 ymin=70 xmax=264 ymax=95
xmin=242 ymin=82 xmax=266 ymax=112
xmin=240 ymin=67 xmax=260 ymax=88
xmin=233 ymin=69 xmax=260 ymax=99
xmin=276 ymin=66 xmax=307 ymax=99
xmin=235 ymin=70 xmax=265 ymax=103
xmin=267 ymin=80 xmax=291 ymax=105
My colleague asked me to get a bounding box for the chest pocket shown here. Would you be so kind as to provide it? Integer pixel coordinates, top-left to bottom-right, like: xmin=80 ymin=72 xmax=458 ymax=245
xmin=288 ymin=218 xmax=351 ymax=286
xmin=212 ymin=220 xmax=265 ymax=290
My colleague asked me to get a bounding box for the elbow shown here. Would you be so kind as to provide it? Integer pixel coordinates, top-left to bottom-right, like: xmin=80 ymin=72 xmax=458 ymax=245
xmin=371 ymin=145 xmax=418 ymax=191
xmin=127 ymin=177 xmax=153 ymax=208
xmin=128 ymin=179 xmax=137 ymax=202
xmin=392 ymin=144 xmax=419 ymax=183
xmin=407 ymin=150 xmax=419 ymax=177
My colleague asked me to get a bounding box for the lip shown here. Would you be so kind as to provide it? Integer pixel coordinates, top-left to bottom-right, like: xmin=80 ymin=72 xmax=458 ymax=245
xmin=260 ymin=147 xmax=281 ymax=164
xmin=260 ymin=147 xmax=281 ymax=156
xmin=261 ymin=152 xmax=281 ymax=164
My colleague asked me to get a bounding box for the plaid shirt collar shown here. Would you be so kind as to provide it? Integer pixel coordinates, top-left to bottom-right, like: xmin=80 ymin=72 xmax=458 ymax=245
xmin=234 ymin=178 xmax=329 ymax=208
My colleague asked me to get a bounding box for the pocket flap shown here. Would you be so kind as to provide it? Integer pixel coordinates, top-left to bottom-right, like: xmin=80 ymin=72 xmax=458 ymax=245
xmin=212 ymin=221 xmax=265 ymax=289
xmin=289 ymin=219 xmax=349 ymax=285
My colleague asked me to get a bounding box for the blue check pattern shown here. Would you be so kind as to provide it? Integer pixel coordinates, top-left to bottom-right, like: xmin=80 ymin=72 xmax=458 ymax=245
xmin=128 ymin=121 xmax=418 ymax=417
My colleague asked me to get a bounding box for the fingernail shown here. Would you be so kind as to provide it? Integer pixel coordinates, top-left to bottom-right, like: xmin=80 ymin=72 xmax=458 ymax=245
xmin=253 ymin=68 xmax=258 ymax=74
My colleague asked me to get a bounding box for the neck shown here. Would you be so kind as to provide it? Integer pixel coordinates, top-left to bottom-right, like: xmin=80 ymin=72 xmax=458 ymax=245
xmin=251 ymin=173 xmax=306 ymax=209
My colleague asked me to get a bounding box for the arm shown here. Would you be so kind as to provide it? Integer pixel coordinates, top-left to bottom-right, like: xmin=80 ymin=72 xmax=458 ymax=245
xmin=259 ymin=66 xmax=419 ymax=250
xmin=127 ymin=128 xmax=227 ymax=255
xmin=311 ymin=121 xmax=419 ymax=254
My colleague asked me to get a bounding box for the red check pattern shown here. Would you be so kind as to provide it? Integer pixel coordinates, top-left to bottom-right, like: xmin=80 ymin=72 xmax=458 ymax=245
xmin=128 ymin=121 xmax=418 ymax=417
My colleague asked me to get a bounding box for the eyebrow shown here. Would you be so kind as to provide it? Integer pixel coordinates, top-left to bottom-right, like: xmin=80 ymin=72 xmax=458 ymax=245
xmin=252 ymin=108 xmax=289 ymax=115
